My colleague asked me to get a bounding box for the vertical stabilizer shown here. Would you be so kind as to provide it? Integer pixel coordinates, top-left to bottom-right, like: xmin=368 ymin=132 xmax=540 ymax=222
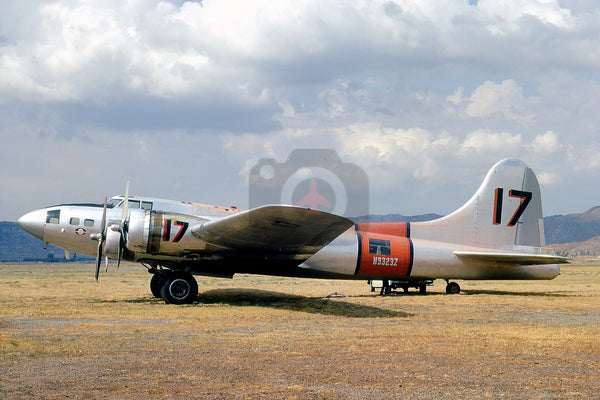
xmin=410 ymin=159 xmax=544 ymax=250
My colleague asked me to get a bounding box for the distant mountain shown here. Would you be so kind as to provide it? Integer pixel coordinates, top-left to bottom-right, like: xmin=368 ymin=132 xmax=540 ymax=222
xmin=4 ymin=206 xmax=600 ymax=261
xmin=544 ymin=207 xmax=600 ymax=244
xmin=552 ymin=235 xmax=600 ymax=258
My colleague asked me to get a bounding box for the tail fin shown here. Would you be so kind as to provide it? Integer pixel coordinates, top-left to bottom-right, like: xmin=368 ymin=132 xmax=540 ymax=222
xmin=411 ymin=159 xmax=545 ymax=250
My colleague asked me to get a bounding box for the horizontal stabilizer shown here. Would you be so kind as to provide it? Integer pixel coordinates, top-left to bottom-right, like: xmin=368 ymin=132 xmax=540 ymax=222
xmin=192 ymin=205 xmax=354 ymax=257
xmin=454 ymin=251 xmax=569 ymax=265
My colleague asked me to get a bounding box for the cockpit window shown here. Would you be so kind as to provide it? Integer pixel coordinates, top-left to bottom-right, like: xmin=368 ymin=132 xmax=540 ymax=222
xmin=107 ymin=198 xmax=146 ymax=209
xmin=46 ymin=210 xmax=60 ymax=224
xmin=107 ymin=198 xmax=122 ymax=209
xmin=70 ymin=217 xmax=80 ymax=225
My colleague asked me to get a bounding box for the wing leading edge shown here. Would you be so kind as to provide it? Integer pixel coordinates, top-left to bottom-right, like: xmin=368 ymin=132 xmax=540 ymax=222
xmin=191 ymin=205 xmax=354 ymax=259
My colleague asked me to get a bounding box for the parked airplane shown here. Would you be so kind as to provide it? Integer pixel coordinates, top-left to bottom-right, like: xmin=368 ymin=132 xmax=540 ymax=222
xmin=18 ymin=159 xmax=568 ymax=304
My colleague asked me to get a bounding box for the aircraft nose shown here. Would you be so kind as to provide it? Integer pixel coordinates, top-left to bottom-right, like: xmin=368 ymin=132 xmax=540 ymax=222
xmin=17 ymin=209 xmax=46 ymax=241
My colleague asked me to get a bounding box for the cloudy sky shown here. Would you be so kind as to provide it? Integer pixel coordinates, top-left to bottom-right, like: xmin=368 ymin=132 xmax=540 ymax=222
xmin=1 ymin=0 xmax=599 ymax=221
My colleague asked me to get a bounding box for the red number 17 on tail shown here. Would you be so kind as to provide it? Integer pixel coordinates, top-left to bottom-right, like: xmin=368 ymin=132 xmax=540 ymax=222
xmin=493 ymin=188 xmax=532 ymax=227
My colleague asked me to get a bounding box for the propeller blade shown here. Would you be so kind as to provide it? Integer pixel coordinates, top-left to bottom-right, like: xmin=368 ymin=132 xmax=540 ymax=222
xmin=94 ymin=196 xmax=108 ymax=281
xmin=118 ymin=181 xmax=130 ymax=271
xmin=116 ymin=231 xmax=123 ymax=270
xmin=122 ymin=181 xmax=129 ymax=225
xmin=101 ymin=196 xmax=107 ymax=233
xmin=95 ymin=239 xmax=102 ymax=281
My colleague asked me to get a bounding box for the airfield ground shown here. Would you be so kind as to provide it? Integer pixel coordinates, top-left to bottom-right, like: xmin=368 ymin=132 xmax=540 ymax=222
xmin=1 ymin=261 xmax=599 ymax=399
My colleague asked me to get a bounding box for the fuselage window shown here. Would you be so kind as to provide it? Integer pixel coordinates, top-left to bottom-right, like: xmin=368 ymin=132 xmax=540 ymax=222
xmin=84 ymin=219 xmax=94 ymax=227
xmin=46 ymin=210 xmax=60 ymax=224
xmin=70 ymin=217 xmax=80 ymax=225
xmin=129 ymin=200 xmax=140 ymax=209
xmin=368 ymin=238 xmax=391 ymax=256
xmin=141 ymin=201 xmax=153 ymax=211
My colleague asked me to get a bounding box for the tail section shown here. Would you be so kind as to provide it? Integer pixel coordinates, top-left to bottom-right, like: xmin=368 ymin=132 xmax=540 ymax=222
xmin=410 ymin=159 xmax=545 ymax=251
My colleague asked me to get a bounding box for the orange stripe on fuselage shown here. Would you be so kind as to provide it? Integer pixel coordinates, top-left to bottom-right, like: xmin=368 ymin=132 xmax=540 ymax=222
xmin=355 ymin=223 xmax=413 ymax=278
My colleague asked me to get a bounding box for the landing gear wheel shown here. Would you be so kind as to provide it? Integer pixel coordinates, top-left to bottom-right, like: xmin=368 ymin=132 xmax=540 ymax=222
xmin=446 ymin=281 xmax=460 ymax=294
xmin=419 ymin=283 xmax=427 ymax=294
xmin=160 ymin=271 xmax=198 ymax=305
xmin=150 ymin=273 xmax=166 ymax=298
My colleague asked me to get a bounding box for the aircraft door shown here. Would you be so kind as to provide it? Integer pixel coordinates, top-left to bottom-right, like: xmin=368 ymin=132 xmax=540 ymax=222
xmin=42 ymin=208 xmax=68 ymax=249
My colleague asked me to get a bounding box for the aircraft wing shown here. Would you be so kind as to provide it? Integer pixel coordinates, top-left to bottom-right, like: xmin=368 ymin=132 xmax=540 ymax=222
xmin=454 ymin=251 xmax=569 ymax=265
xmin=191 ymin=205 xmax=354 ymax=259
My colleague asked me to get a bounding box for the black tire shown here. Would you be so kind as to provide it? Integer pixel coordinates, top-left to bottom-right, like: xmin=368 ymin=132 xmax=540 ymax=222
xmin=150 ymin=273 xmax=166 ymax=298
xmin=160 ymin=271 xmax=198 ymax=305
xmin=446 ymin=282 xmax=460 ymax=295
xmin=419 ymin=283 xmax=427 ymax=294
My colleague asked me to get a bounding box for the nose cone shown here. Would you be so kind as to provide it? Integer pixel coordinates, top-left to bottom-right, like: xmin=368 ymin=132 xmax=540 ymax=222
xmin=18 ymin=209 xmax=46 ymax=241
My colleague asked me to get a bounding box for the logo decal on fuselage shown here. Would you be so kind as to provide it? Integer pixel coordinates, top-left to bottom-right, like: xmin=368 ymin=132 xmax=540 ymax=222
xmin=75 ymin=228 xmax=87 ymax=236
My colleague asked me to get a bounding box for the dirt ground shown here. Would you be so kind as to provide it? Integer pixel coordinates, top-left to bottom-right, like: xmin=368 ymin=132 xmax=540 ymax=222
xmin=1 ymin=261 xmax=599 ymax=399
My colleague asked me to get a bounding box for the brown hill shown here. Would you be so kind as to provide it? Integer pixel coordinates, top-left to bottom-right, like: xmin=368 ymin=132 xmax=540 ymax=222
xmin=551 ymin=235 xmax=600 ymax=257
xmin=544 ymin=206 xmax=600 ymax=244
xmin=573 ymin=206 xmax=600 ymax=221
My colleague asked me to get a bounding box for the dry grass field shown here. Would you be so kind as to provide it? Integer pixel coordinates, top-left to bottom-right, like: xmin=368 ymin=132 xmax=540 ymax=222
xmin=1 ymin=261 xmax=599 ymax=399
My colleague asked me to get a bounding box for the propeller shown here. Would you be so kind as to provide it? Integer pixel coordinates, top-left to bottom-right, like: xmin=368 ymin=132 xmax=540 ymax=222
xmin=91 ymin=182 xmax=130 ymax=280
xmin=117 ymin=181 xmax=130 ymax=270
xmin=92 ymin=196 xmax=108 ymax=281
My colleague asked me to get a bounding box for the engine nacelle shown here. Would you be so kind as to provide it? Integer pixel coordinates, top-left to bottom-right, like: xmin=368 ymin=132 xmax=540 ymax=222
xmin=125 ymin=209 xmax=149 ymax=253
xmin=104 ymin=225 xmax=122 ymax=259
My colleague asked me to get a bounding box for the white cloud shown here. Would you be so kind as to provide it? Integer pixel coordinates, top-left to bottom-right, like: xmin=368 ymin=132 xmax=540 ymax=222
xmin=1 ymin=1 xmax=600 ymax=219
xmin=461 ymin=129 xmax=522 ymax=153
xmin=465 ymin=80 xmax=529 ymax=121
xmin=567 ymin=143 xmax=600 ymax=172
xmin=537 ymin=171 xmax=562 ymax=186
xmin=0 ymin=1 xmax=586 ymax=105
xmin=335 ymin=123 xmax=432 ymax=164
xmin=531 ymin=130 xmax=560 ymax=154
xmin=477 ymin=0 xmax=573 ymax=31
xmin=446 ymin=87 xmax=464 ymax=105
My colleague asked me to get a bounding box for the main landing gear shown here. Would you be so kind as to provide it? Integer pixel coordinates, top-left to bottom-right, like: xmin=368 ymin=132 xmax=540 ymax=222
xmin=369 ymin=280 xmax=432 ymax=295
xmin=445 ymin=280 xmax=461 ymax=294
xmin=150 ymin=273 xmax=165 ymax=298
xmin=148 ymin=268 xmax=198 ymax=304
